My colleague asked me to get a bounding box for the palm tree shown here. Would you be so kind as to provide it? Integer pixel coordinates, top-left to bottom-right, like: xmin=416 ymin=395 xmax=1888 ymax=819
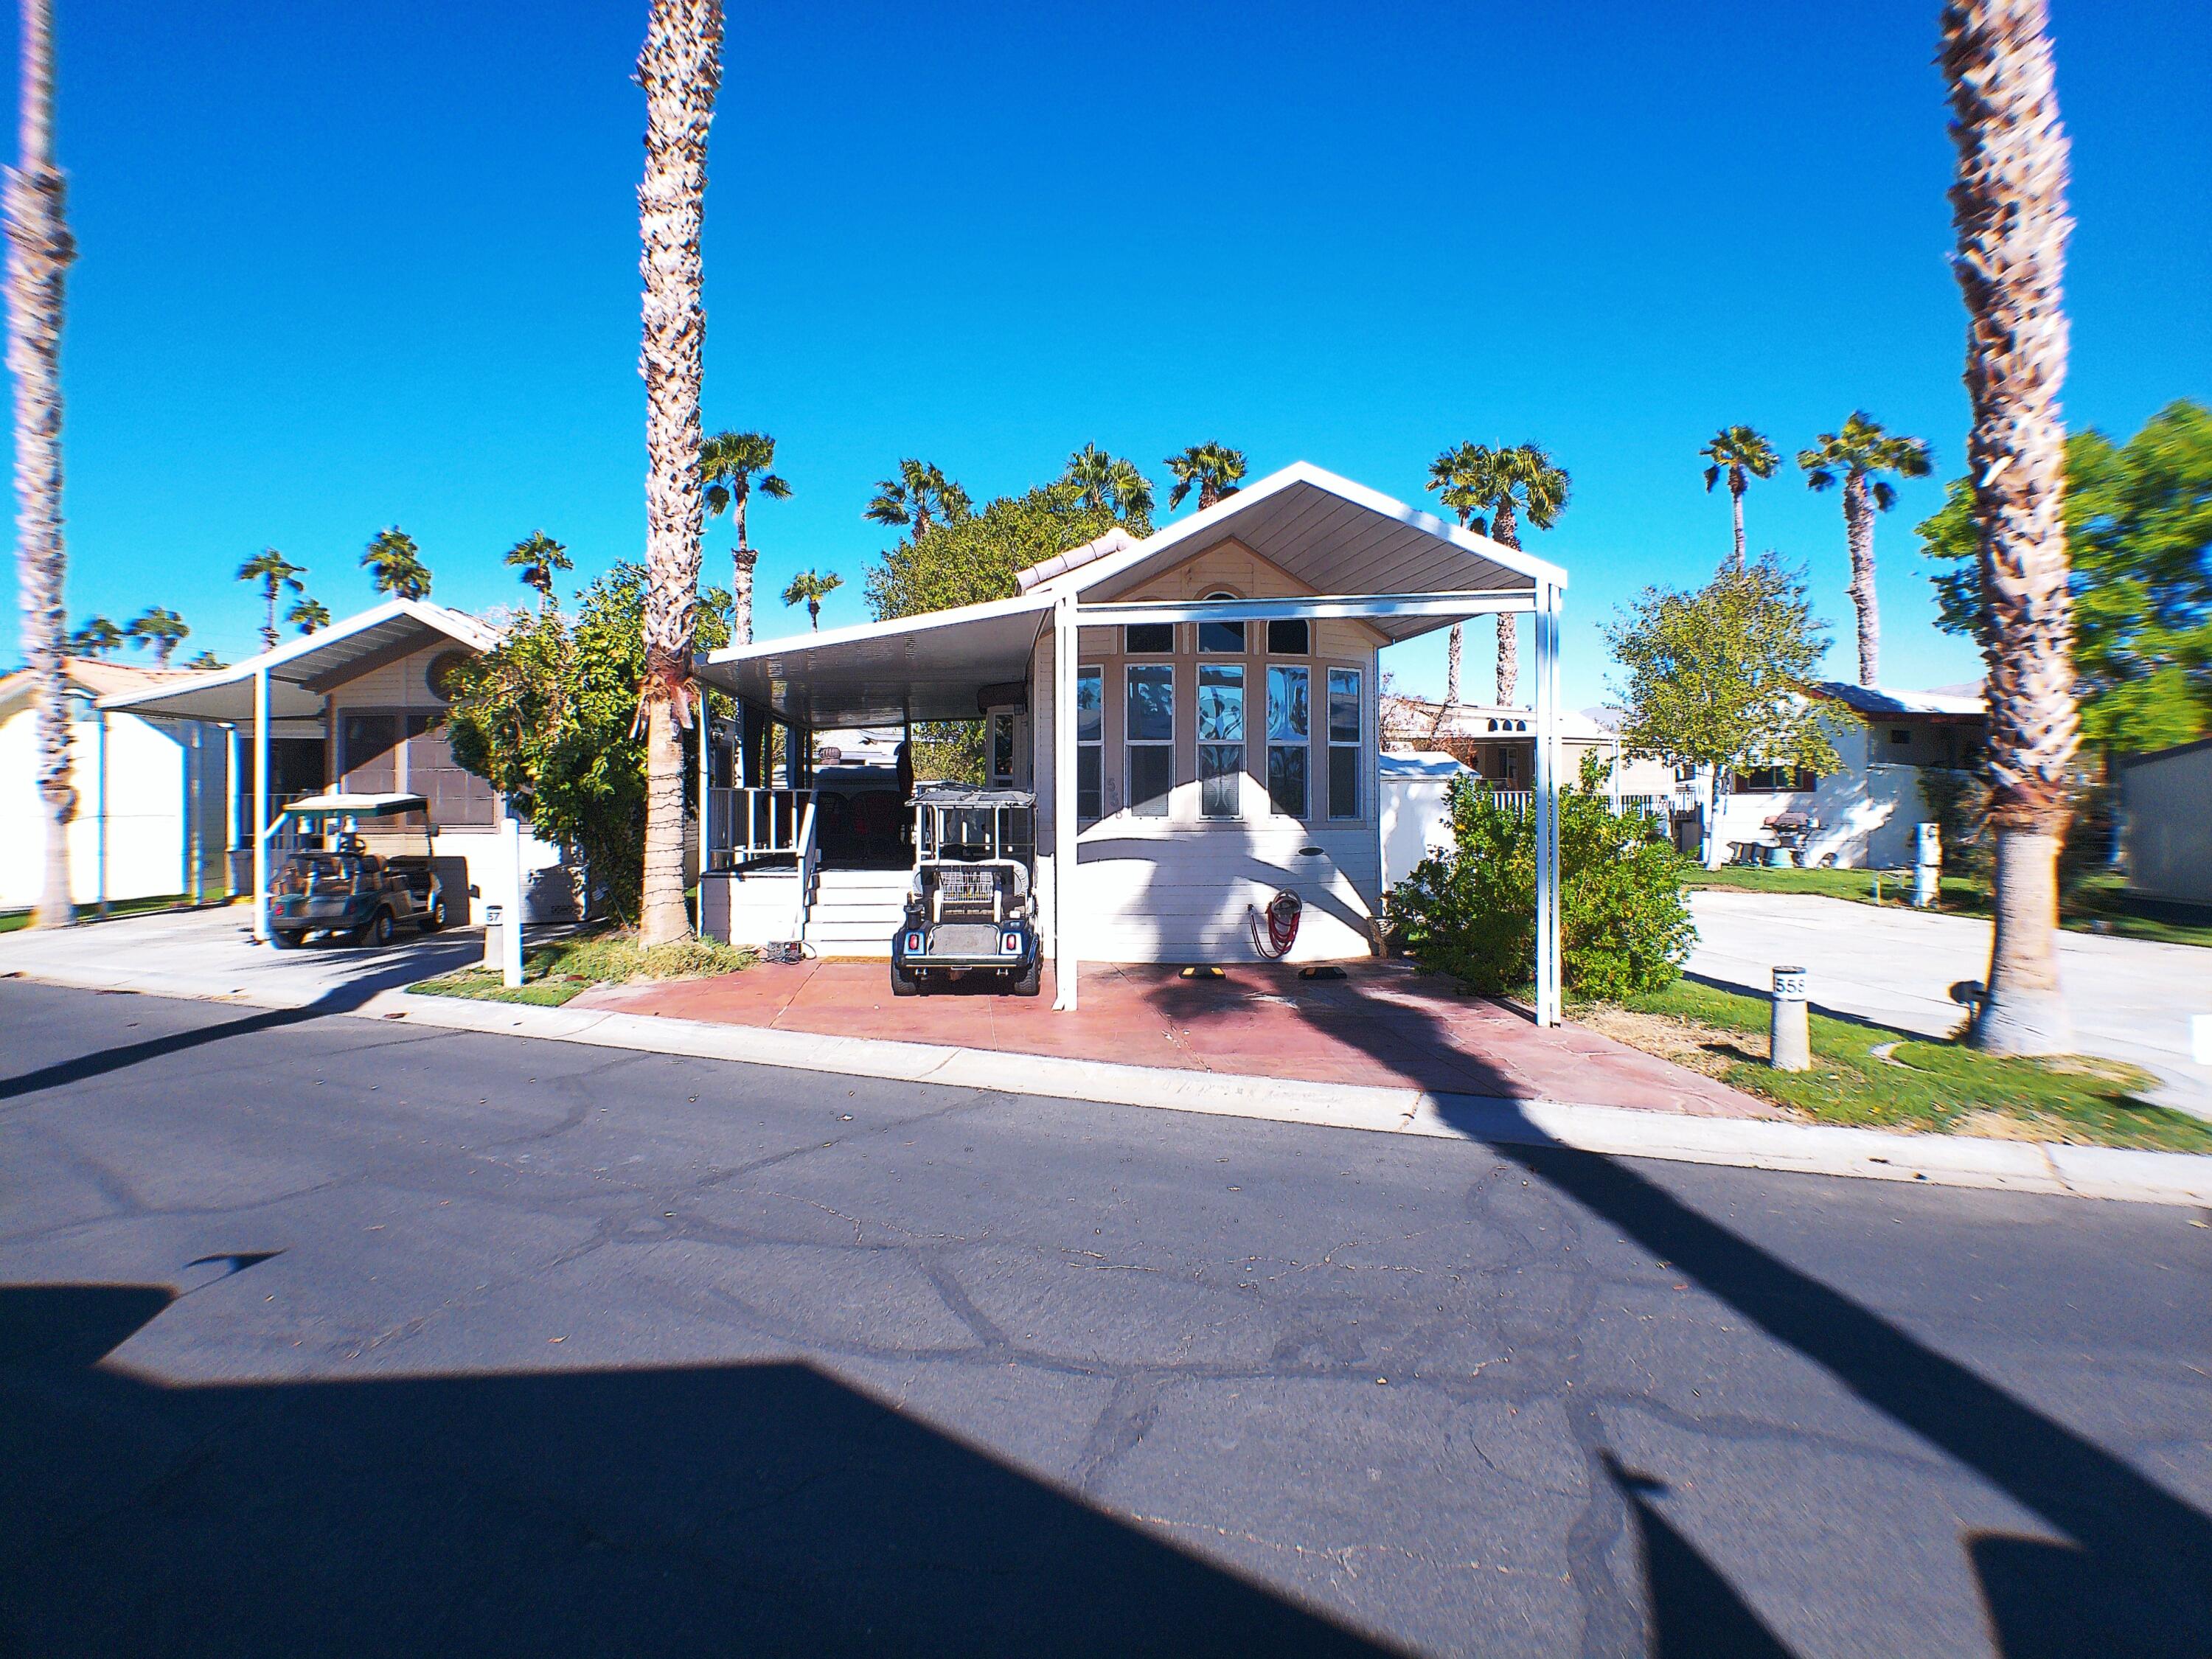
xmin=1700 ymin=425 xmax=1779 ymax=566
xmin=287 ymin=594 xmax=330 ymax=636
xmin=700 ymin=429 xmax=789 ymax=644
xmin=1163 ymin=442 xmax=1246 ymax=511
xmin=865 ymin=459 xmax=970 ymax=540
xmin=68 ymin=614 xmax=121 ymax=657
xmin=503 ymin=531 xmax=571 ymax=613
xmin=9 ymin=0 xmax=77 ymax=927
xmin=633 ymin=0 xmax=724 ymax=947
xmin=126 ymin=605 xmax=189 ymax=665
xmin=237 ymin=548 xmax=305 ymax=650
xmin=782 ymin=568 xmax=841 ymax=630
xmin=1432 ymin=442 xmax=1570 ymax=704
xmin=1798 ymin=413 xmax=1933 ymax=687
xmin=184 ymin=649 xmax=225 ymax=670
xmin=1063 ymin=443 xmax=1155 ymax=533
xmin=361 ymin=527 xmax=432 ymax=600
xmin=1425 ymin=440 xmax=1494 ymax=705
xmin=1942 ymin=0 xmax=2076 ymax=1054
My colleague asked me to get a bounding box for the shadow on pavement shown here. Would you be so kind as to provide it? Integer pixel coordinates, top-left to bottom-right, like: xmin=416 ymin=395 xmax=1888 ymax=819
xmin=0 ymin=1282 xmax=1394 ymax=1658
xmin=1478 ymin=1136 xmax=2212 ymax=1658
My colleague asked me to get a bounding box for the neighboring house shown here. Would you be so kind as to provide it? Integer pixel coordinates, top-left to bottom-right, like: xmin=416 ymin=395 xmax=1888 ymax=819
xmin=100 ymin=599 xmax=577 ymax=933
xmin=1702 ymin=681 xmax=1986 ymax=869
xmin=2121 ymin=738 xmax=2212 ymax=906
xmin=0 ymin=657 xmax=229 ymax=911
xmin=1382 ymin=695 xmax=1678 ymax=799
xmin=697 ymin=462 xmax=1580 ymax=1025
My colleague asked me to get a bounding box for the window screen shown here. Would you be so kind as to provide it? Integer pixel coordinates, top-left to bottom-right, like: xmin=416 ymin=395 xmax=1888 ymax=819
xmin=1125 ymin=623 xmax=1174 ymax=655
xmin=1267 ymin=619 xmax=1310 ymax=655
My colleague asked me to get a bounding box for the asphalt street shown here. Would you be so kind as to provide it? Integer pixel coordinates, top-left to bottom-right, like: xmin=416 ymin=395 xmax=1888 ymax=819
xmin=1 ymin=976 xmax=2207 ymax=1658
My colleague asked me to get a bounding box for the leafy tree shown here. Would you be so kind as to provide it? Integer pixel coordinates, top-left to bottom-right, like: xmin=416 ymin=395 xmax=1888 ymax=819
xmin=287 ymin=594 xmax=330 ymax=636
xmin=68 ymin=614 xmax=122 ymax=657
xmin=443 ymin=564 xmax=730 ymax=924
xmin=1163 ymin=442 xmax=1245 ymax=510
xmin=700 ymin=428 xmax=790 ymax=644
xmin=361 ymin=527 xmax=431 ymax=599
xmin=1700 ymin=425 xmax=1779 ymax=567
xmin=1920 ymin=400 xmax=2212 ymax=754
xmin=865 ymin=459 xmax=970 ymax=539
xmin=184 ymin=649 xmax=226 ymax=670
xmin=237 ymin=548 xmax=305 ymax=650
xmin=866 ymin=483 xmax=1121 ymax=622
xmin=780 ymin=568 xmax=842 ymax=629
xmin=503 ymin=531 xmax=572 ymax=613
xmin=125 ymin=605 xmax=189 ymax=665
xmin=1390 ymin=753 xmax=1694 ymax=1001
xmin=1798 ymin=412 xmax=1933 ymax=687
xmin=1061 ymin=443 xmax=1155 ymax=534
xmin=1607 ymin=552 xmax=1848 ymax=868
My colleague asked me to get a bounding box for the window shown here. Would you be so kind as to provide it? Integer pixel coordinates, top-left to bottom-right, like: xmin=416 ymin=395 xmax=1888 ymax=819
xmin=990 ymin=712 xmax=1017 ymax=787
xmin=405 ymin=714 xmax=496 ymax=827
xmin=1889 ymin=728 xmax=1912 ymax=745
xmin=1327 ymin=667 xmax=1361 ymax=819
xmin=1267 ymin=619 xmax=1310 ymax=655
xmin=1125 ymin=664 xmax=1175 ymax=817
xmin=1076 ymin=667 xmax=1102 ymax=822
xmin=1198 ymin=591 xmax=1245 ymax=654
xmin=1197 ymin=664 xmax=1245 ymax=819
xmin=339 ymin=712 xmax=400 ymax=793
xmin=1735 ymin=765 xmax=1816 ymax=793
xmin=1125 ymin=622 xmax=1174 ymax=655
xmin=1267 ymin=664 xmax=1309 ymax=818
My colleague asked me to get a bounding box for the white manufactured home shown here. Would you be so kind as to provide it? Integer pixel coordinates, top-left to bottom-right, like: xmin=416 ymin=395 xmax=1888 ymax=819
xmin=695 ymin=463 xmax=1576 ymax=1023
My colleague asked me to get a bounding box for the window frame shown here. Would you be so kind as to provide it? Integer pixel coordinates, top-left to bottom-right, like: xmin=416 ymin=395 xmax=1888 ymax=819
xmin=1197 ymin=661 xmax=1246 ymax=821
xmin=1124 ymin=661 xmax=1176 ymax=818
xmin=1265 ymin=663 xmax=1310 ymax=820
xmin=1326 ymin=666 xmax=1362 ymax=821
xmin=1075 ymin=664 xmax=1103 ymax=824
xmin=1197 ymin=590 xmax=1246 ymax=655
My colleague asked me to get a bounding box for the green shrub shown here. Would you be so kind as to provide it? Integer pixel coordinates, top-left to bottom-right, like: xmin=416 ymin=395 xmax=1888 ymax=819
xmin=1390 ymin=753 xmax=1694 ymax=1000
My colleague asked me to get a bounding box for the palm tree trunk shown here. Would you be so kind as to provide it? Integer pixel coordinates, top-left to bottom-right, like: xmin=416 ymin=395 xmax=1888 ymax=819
xmin=732 ymin=493 xmax=755 ymax=647
xmin=7 ymin=0 xmax=76 ymax=929
xmin=262 ymin=588 xmax=278 ymax=651
xmin=1443 ymin=623 xmax=1462 ymax=706
xmin=1730 ymin=475 xmax=1747 ymax=566
xmin=1843 ymin=472 xmax=1880 ymax=686
xmin=633 ymin=0 xmax=723 ymax=947
xmin=1944 ymin=0 xmax=2076 ymax=1054
xmin=1490 ymin=501 xmax=1522 ymax=704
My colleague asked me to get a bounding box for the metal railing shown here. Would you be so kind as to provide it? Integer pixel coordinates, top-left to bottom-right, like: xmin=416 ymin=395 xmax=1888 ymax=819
xmin=1472 ymin=789 xmax=1683 ymax=820
xmin=707 ymin=786 xmax=815 ymax=867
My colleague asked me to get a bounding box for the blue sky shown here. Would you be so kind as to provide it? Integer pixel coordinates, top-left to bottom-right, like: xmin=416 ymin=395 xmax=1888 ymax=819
xmin=6 ymin=0 xmax=2207 ymax=709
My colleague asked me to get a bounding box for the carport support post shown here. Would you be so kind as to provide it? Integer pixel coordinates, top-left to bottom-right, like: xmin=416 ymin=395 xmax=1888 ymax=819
xmin=251 ymin=663 xmax=270 ymax=944
xmin=1053 ymin=591 xmax=1079 ymax=1011
xmin=501 ymin=813 xmax=525 ymax=989
xmin=1532 ymin=588 xmax=1563 ymax=1027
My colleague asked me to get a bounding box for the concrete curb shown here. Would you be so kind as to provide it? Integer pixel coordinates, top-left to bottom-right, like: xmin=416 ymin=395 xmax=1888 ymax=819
xmin=11 ymin=959 xmax=2211 ymax=1208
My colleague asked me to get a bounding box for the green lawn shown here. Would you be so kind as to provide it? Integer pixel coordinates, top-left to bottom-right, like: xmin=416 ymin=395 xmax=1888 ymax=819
xmin=1685 ymin=863 xmax=2212 ymax=949
xmin=408 ymin=929 xmax=754 ymax=1006
xmin=0 ymin=891 xmax=233 ymax=935
xmin=1584 ymin=977 xmax=2212 ymax=1152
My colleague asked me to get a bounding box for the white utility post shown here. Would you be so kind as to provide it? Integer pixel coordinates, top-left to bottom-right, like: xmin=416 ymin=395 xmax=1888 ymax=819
xmin=251 ymin=663 xmax=270 ymax=942
xmin=694 ymin=699 xmax=709 ymax=935
xmin=1531 ymin=588 xmax=1564 ymax=1027
xmin=501 ymin=813 xmax=526 ymax=988
xmin=93 ymin=704 xmax=109 ymax=919
xmin=1052 ymin=591 xmax=1079 ymax=1010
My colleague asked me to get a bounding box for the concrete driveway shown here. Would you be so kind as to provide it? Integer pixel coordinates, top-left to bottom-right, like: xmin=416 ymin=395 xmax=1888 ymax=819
xmin=0 ymin=903 xmax=487 ymax=1012
xmin=1688 ymin=890 xmax=2212 ymax=1110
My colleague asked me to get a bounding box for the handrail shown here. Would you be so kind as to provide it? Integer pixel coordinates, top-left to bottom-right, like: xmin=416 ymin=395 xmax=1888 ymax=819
xmin=708 ymin=785 xmax=813 ymax=866
xmin=789 ymin=791 xmax=821 ymax=940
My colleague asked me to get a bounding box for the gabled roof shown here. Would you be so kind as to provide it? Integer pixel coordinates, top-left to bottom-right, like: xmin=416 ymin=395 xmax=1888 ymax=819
xmin=1814 ymin=681 xmax=1986 ymax=719
xmin=0 ymin=655 xmax=204 ymax=718
xmin=1015 ymin=462 xmax=1566 ymax=644
xmin=97 ymin=599 xmax=500 ymax=723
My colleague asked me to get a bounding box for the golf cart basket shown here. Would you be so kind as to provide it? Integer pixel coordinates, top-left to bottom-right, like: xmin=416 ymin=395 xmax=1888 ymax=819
xmin=892 ymin=785 xmax=1040 ymax=995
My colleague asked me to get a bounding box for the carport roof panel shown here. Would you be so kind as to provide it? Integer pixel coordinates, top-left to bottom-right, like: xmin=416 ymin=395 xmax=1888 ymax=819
xmin=700 ymin=593 xmax=1052 ymax=728
xmin=97 ymin=600 xmax=498 ymax=723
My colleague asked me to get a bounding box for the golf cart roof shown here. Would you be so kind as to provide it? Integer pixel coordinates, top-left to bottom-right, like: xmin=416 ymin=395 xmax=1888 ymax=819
xmin=282 ymin=793 xmax=430 ymax=820
xmin=911 ymin=785 xmax=1036 ymax=809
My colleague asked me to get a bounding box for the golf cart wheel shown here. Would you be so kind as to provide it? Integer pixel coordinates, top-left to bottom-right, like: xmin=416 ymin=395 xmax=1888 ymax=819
xmin=1011 ymin=956 xmax=1041 ymax=998
xmin=273 ymin=929 xmax=306 ymax=950
xmin=891 ymin=964 xmax=919 ymax=998
xmin=355 ymin=910 xmax=396 ymax=948
xmin=419 ymin=894 xmax=447 ymax=933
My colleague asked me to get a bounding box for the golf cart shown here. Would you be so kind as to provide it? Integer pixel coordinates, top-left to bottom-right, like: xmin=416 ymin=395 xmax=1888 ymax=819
xmin=265 ymin=793 xmax=450 ymax=948
xmin=891 ymin=785 xmax=1040 ymax=997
